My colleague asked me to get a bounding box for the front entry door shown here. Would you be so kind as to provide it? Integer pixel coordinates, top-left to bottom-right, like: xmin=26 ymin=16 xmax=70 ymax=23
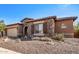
xmin=24 ymin=27 xmax=28 ymax=35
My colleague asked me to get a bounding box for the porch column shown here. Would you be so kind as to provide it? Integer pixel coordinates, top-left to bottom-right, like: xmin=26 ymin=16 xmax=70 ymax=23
xmin=47 ymin=19 xmax=55 ymax=36
xmin=27 ymin=23 xmax=33 ymax=36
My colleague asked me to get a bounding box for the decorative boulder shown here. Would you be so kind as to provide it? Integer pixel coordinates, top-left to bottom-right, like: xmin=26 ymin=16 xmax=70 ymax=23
xmin=40 ymin=37 xmax=52 ymax=42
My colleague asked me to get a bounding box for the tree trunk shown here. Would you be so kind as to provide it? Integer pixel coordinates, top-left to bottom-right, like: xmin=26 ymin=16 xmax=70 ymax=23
xmin=1 ymin=31 xmax=3 ymax=37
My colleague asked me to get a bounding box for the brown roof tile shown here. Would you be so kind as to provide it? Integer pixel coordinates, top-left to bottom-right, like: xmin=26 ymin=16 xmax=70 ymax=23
xmin=56 ymin=16 xmax=78 ymax=21
xmin=21 ymin=16 xmax=56 ymax=23
xmin=7 ymin=23 xmax=23 ymax=26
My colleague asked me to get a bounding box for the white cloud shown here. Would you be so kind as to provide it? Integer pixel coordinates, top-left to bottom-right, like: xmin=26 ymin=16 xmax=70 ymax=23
xmin=61 ymin=4 xmax=70 ymax=7
xmin=57 ymin=4 xmax=71 ymax=10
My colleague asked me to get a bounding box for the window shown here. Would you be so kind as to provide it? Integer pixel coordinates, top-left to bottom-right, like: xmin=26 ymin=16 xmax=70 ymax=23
xmin=34 ymin=24 xmax=43 ymax=34
xmin=61 ymin=23 xmax=67 ymax=29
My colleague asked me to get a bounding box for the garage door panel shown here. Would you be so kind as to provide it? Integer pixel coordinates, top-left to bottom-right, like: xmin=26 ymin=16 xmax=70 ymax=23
xmin=7 ymin=28 xmax=18 ymax=37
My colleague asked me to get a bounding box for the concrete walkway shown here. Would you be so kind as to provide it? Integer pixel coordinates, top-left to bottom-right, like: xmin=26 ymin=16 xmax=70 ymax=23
xmin=0 ymin=47 xmax=21 ymax=54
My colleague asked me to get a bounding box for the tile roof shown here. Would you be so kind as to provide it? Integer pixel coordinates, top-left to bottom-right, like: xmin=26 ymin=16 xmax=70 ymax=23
xmin=6 ymin=16 xmax=78 ymax=26
xmin=7 ymin=23 xmax=23 ymax=26
xmin=21 ymin=18 xmax=34 ymax=22
xmin=21 ymin=16 xmax=56 ymax=22
xmin=56 ymin=16 xmax=78 ymax=21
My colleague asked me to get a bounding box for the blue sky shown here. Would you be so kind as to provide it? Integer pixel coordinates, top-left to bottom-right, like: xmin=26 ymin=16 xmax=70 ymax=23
xmin=0 ymin=4 xmax=79 ymax=25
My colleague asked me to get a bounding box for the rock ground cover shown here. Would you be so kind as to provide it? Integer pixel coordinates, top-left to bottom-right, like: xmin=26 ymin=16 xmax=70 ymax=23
xmin=0 ymin=38 xmax=79 ymax=54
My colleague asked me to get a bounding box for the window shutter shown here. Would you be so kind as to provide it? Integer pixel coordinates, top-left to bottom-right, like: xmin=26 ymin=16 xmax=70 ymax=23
xmin=43 ymin=22 xmax=47 ymax=34
xmin=31 ymin=24 xmax=34 ymax=34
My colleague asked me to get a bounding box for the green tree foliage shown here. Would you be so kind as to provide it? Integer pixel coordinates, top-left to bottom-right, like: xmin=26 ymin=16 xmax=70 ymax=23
xmin=74 ymin=22 xmax=79 ymax=31
xmin=0 ymin=20 xmax=6 ymax=37
xmin=74 ymin=22 xmax=79 ymax=38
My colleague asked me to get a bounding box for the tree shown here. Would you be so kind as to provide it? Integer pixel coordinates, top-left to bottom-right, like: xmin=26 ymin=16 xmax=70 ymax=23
xmin=74 ymin=22 xmax=79 ymax=31
xmin=74 ymin=22 xmax=79 ymax=38
xmin=0 ymin=20 xmax=6 ymax=37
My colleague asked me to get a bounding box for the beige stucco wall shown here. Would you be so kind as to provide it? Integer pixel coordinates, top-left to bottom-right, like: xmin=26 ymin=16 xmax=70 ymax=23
xmin=55 ymin=19 xmax=74 ymax=37
xmin=18 ymin=25 xmax=23 ymax=36
xmin=33 ymin=21 xmax=45 ymax=24
xmin=6 ymin=25 xmax=18 ymax=28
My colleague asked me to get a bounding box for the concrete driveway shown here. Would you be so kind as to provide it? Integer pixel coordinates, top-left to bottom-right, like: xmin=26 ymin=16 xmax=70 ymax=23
xmin=0 ymin=47 xmax=21 ymax=54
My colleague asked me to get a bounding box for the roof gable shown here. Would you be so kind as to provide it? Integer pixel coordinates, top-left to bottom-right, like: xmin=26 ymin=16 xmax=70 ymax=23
xmin=21 ymin=18 xmax=34 ymax=22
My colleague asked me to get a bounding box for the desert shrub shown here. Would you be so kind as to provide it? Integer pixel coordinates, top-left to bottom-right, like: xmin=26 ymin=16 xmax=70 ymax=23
xmin=74 ymin=22 xmax=79 ymax=38
xmin=52 ymin=33 xmax=64 ymax=41
xmin=74 ymin=30 xmax=79 ymax=38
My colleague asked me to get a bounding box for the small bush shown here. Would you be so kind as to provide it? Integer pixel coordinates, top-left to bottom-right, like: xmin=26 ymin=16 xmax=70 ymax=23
xmin=74 ymin=30 xmax=79 ymax=38
xmin=52 ymin=33 xmax=64 ymax=41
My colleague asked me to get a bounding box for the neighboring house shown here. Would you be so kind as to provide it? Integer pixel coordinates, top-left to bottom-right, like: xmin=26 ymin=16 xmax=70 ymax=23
xmin=5 ymin=16 xmax=77 ymax=38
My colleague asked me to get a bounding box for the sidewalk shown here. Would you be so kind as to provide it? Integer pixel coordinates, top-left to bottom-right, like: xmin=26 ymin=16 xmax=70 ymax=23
xmin=0 ymin=47 xmax=21 ymax=54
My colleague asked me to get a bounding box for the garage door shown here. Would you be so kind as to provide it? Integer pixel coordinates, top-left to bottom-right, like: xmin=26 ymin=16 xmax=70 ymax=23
xmin=7 ymin=28 xmax=18 ymax=37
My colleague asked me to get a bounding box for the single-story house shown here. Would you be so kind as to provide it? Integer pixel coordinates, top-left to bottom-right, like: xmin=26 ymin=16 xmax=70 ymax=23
xmin=5 ymin=16 xmax=77 ymax=38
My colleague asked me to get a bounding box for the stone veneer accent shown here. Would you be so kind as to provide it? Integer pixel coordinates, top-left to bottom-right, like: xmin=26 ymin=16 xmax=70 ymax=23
xmin=47 ymin=19 xmax=55 ymax=36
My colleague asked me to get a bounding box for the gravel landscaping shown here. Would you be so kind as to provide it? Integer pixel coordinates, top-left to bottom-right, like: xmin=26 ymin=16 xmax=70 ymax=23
xmin=0 ymin=38 xmax=79 ymax=54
